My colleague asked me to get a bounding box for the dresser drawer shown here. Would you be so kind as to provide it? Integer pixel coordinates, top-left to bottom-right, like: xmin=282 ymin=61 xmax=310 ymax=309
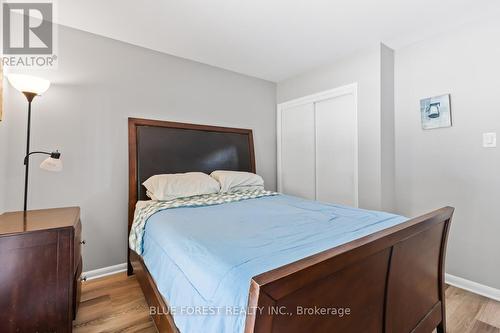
xmin=74 ymin=219 xmax=82 ymax=273
xmin=0 ymin=207 xmax=80 ymax=333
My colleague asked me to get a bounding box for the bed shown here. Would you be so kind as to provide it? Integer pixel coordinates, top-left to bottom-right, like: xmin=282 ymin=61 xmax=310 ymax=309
xmin=128 ymin=117 xmax=454 ymax=333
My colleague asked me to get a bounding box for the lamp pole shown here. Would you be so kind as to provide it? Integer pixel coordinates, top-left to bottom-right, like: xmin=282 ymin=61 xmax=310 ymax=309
xmin=23 ymin=92 xmax=36 ymax=212
xmin=7 ymin=74 xmax=53 ymax=212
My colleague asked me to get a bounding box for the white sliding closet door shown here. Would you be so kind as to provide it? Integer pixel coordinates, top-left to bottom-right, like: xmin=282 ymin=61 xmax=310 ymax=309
xmin=280 ymin=103 xmax=316 ymax=200
xmin=315 ymin=93 xmax=357 ymax=206
xmin=278 ymin=83 xmax=358 ymax=206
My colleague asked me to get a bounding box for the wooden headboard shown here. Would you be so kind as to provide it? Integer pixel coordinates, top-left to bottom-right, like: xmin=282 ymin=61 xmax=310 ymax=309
xmin=127 ymin=117 xmax=255 ymax=273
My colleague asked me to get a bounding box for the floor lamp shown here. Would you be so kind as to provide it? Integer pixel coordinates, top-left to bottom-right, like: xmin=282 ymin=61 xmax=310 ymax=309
xmin=7 ymin=74 xmax=63 ymax=212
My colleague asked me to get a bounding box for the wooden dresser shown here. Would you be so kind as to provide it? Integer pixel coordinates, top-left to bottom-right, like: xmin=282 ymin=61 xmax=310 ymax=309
xmin=0 ymin=207 xmax=83 ymax=333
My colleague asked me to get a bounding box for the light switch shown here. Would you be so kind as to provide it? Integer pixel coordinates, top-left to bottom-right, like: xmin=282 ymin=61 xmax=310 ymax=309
xmin=483 ymin=132 xmax=497 ymax=148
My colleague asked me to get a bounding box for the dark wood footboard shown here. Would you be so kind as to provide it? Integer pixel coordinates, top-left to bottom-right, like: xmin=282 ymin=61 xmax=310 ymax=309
xmin=245 ymin=207 xmax=453 ymax=333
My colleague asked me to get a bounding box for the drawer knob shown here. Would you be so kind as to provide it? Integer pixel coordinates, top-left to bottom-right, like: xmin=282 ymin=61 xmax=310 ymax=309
xmin=80 ymin=240 xmax=86 ymax=245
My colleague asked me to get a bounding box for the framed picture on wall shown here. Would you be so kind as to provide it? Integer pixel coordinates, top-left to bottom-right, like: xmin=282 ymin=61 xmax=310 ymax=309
xmin=420 ymin=94 xmax=452 ymax=130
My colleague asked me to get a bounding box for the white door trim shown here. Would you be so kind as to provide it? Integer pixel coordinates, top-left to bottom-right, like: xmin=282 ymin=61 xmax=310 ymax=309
xmin=277 ymin=83 xmax=359 ymax=207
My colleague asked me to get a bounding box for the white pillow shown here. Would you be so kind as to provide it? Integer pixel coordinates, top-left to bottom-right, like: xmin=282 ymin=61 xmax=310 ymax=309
xmin=143 ymin=172 xmax=220 ymax=201
xmin=210 ymin=170 xmax=264 ymax=193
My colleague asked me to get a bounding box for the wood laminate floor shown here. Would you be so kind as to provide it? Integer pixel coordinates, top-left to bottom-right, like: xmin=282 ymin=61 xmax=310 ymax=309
xmin=73 ymin=273 xmax=500 ymax=333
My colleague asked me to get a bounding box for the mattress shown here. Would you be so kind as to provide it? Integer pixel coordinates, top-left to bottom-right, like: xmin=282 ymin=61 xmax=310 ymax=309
xmin=140 ymin=194 xmax=407 ymax=333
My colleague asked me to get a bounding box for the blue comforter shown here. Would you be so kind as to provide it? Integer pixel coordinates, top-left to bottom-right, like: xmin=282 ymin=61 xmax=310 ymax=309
xmin=142 ymin=194 xmax=407 ymax=333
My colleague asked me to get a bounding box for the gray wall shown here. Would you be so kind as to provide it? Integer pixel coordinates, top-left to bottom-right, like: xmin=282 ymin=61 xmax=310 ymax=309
xmin=380 ymin=44 xmax=395 ymax=212
xmin=277 ymin=44 xmax=393 ymax=211
xmin=0 ymin=115 xmax=6 ymax=213
xmin=395 ymin=19 xmax=500 ymax=289
xmin=0 ymin=25 xmax=276 ymax=271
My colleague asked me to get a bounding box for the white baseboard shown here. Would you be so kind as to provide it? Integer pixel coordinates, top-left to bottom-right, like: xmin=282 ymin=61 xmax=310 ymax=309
xmin=83 ymin=262 xmax=127 ymax=281
xmin=446 ymin=273 xmax=500 ymax=302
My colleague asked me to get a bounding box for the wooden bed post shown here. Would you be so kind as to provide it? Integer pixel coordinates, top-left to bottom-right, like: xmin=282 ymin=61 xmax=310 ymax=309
xmin=128 ymin=118 xmax=138 ymax=276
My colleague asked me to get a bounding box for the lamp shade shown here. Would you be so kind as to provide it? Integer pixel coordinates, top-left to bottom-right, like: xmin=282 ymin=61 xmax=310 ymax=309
xmin=7 ymin=74 xmax=51 ymax=95
xmin=40 ymin=157 xmax=63 ymax=172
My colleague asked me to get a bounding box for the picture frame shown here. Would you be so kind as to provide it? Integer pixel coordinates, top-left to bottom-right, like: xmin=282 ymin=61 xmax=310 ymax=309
xmin=420 ymin=94 xmax=452 ymax=130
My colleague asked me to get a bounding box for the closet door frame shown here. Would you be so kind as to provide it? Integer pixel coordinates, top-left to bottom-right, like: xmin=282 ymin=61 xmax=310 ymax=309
xmin=277 ymin=83 xmax=359 ymax=206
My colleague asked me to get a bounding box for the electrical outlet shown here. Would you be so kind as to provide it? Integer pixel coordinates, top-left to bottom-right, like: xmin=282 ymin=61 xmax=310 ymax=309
xmin=483 ymin=132 xmax=497 ymax=148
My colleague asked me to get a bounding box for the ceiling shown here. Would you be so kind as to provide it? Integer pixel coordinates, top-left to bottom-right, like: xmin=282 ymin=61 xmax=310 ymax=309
xmin=57 ymin=0 xmax=500 ymax=82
